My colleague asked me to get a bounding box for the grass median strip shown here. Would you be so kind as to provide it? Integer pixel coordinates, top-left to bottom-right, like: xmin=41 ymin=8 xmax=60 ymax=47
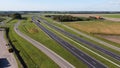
xmin=18 ymin=17 xmax=88 ymax=68
xmin=65 ymin=21 xmax=120 ymax=47
xmin=41 ymin=21 xmax=120 ymax=68
xmin=41 ymin=16 xmax=120 ymax=55
xmin=7 ymin=20 xmax=59 ymax=68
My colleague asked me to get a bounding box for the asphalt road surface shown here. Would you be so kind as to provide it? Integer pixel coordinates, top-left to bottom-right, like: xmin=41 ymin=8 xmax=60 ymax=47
xmin=38 ymin=17 xmax=120 ymax=61
xmin=63 ymin=24 xmax=120 ymax=52
xmin=0 ymin=29 xmax=18 ymax=68
xmin=32 ymin=17 xmax=106 ymax=68
xmin=14 ymin=21 xmax=75 ymax=68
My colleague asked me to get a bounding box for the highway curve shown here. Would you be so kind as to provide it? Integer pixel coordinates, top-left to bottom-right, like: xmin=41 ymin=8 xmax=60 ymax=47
xmin=32 ymin=17 xmax=106 ymax=68
xmin=14 ymin=21 xmax=75 ymax=68
xmin=38 ymin=17 xmax=120 ymax=61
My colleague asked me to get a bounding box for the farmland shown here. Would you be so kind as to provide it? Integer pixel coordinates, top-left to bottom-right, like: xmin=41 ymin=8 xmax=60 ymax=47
xmin=1 ymin=0 xmax=120 ymax=67
xmin=1 ymin=13 xmax=120 ymax=68
xmin=42 ymin=15 xmax=120 ymax=54
xmin=102 ymin=14 xmax=120 ymax=18
xmin=97 ymin=35 xmax=120 ymax=44
xmin=65 ymin=21 xmax=120 ymax=35
xmin=65 ymin=14 xmax=120 ymax=18
xmin=37 ymin=15 xmax=120 ymax=68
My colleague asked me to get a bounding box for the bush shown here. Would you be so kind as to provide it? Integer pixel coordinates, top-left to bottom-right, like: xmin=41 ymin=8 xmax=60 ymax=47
xmin=12 ymin=13 xmax=22 ymax=19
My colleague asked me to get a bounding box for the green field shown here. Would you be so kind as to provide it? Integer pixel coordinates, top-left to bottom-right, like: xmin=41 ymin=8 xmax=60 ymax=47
xmin=3 ymin=14 xmax=120 ymax=68
xmin=41 ymin=16 xmax=120 ymax=55
xmin=102 ymin=14 xmax=120 ymax=18
xmin=18 ymin=16 xmax=87 ymax=68
xmin=40 ymin=16 xmax=120 ymax=68
xmin=6 ymin=20 xmax=59 ymax=68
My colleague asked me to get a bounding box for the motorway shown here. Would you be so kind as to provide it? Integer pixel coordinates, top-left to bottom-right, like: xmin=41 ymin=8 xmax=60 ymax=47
xmin=38 ymin=17 xmax=120 ymax=61
xmin=41 ymin=17 xmax=120 ymax=52
xmin=14 ymin=21 xmax=75 ymax=68
xmin=32 ymin=17 xmax=106 ymax=68
xmin=63 ymin=24 xmax=120 ymax=52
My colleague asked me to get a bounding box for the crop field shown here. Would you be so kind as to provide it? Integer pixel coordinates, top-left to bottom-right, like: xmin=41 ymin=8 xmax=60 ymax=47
xmin=66 ymin=14 xmax=120 ymax=18
xmin=64 ymin=20 xmax=120 ymax=47
xmin=1 ymin=13 xmax=120 ymax=68
xmin=97 ymin=35 xmax=120 ymax=44
xmin=41 ymin=21 xmax=120 ymax=68
xmin=65 ymin=21 xmax=120 ymax=35
xmin=102 ymin=14 xmax=120 ymax=18
xmin=41 ymin=15 xmax=120 ymax=53
xmin=1 ymin=0 xmax=120 ymax=68
xmin=38 ymin=16 xmax=120 ymax=68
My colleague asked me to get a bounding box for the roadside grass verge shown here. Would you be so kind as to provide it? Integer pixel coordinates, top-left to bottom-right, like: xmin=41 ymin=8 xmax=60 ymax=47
xmin=41 ymin=21 xmax=120 ymax=68
xmin=64 ymin=21 xmax=120 ymax=51
xmin=3 ymin=20 xmax=22 ymax=68
xmin=7 ymin=20 xmax=59 ymax=68
xmin=41 ymin=16 xmax=120 ymax=55
xmin=18 ymin=17 xmax=88 ymax=68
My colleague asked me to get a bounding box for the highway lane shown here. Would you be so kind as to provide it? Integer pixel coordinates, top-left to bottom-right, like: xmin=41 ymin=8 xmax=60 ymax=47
xmin=63 ymin=24 xmax=120 ymax=52
xmin=38 ymin=17 xmax=120 ymax=61
xmin=32 ymin=17 xmax=106 ymax=68
xmin=14 ymin=21 xmax=75 ymax=68
xmin=40 ymin=17 xmax=120 ymax=52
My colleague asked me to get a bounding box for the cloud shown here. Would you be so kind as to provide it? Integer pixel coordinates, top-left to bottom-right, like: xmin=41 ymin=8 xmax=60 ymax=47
xmin=108 ymin=0 xmax=120 ymax=6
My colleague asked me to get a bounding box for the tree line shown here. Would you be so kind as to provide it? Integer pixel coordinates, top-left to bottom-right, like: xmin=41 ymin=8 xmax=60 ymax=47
xmin=0 ymin=13 xmax=26 ymax=20
xmin=45 ymin=15 xmax=103 ymax=22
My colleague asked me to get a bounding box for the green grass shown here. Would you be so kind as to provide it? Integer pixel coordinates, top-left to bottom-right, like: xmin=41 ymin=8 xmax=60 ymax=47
xmin=64 ymin=21 xmax=120 ymax=48
xmin=102 ymin=14 xmax=120 ymax=18
xmin=40 ymin=16 xmax=120 ymax=55
xmin=18 ymin=17 xmax=88 ymax=68
xmin=4 ymin=30 xmax=22 ymax=68
xmin=3 ymin=19 xmax=22 ymax=68
xmin=40 ymin=16 xmax=120 ymax=67
xmin=41 ymin=20 xmax=120 ymax=68
xmin=7 ymin=20 xmax=59 ymax=68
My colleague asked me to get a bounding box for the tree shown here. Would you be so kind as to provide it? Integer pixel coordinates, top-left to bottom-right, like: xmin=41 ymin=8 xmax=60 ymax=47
xmin=12 ymin=13 xmax=22 ymax=19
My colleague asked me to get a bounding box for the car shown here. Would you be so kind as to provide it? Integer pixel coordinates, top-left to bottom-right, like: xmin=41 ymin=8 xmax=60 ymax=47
xmin=37 ymin=20 xmax=41 ymax=22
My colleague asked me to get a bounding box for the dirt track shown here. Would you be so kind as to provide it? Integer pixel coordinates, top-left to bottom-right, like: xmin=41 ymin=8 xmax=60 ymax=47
xmin=0 ymin=30 xmax=18 ymax=68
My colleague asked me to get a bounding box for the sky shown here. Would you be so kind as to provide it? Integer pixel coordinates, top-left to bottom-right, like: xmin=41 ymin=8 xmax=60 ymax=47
xmin=0 ymin=0 xmax=120 ymax=11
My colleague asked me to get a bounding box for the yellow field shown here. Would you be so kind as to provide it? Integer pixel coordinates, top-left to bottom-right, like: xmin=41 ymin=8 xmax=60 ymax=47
xmin=65 ymin=21 xmax=120 ymax=35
